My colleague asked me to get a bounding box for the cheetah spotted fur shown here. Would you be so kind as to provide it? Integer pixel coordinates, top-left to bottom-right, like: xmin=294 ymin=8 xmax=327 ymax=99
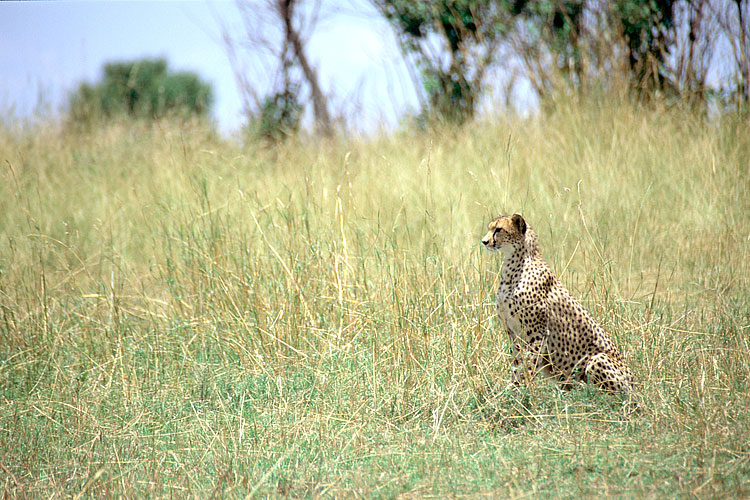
xmin=481 ymin=214 xmax=634 ymax=394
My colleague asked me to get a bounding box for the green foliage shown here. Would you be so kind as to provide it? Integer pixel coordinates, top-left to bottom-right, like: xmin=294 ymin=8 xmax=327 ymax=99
xmin=381 ymin=0 xmax=688 ymax=116
xmin=377 ymin=0 xmax=508 ymax=123
xmin=250 ymin=88 xmax=303 ymax=142
xmin=613 ymin=0 xmax=676 ymax=91
xmin=69 ymin=58 xmax=213 ymax=124
xmin=512 ymin=0 xmax=676 ymax=94
xmin=512 ymin=0 xmax=586 ymax=84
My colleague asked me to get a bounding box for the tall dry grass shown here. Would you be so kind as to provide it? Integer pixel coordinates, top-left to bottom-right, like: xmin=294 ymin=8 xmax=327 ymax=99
xmin=0 ymin=99 xmax=748 ymax=497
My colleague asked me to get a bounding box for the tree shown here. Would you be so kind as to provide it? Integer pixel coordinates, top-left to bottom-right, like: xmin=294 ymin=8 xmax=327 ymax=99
xmin=670 ymin=0 xmax=717 ymax=102
xmin=715 ymin=0 xmax=750 ymax=108
xmin=374 ymin=0 xmax=509 ymax=124
xmin=374 ymin=0 xmax=680 ymax=122
xmin=508 ymin=1 xmax=683 ymax=98
xmin=278 ymin=0 xmax=332 ymax=136
xmin=507 ymin=0 xmax=588 ymax=97
xmin=69 ymin=58 xmax=213 ymax=124
xmin=227 ymin=0 xmax=333 ymax=138
xmin=613 ymin=0 xmax=677 ymax=93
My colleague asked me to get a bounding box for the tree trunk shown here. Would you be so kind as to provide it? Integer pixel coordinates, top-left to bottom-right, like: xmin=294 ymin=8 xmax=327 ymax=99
xmin=736 ymin=0 xmax=750 ymax=103
xmin=278 ymin=0 xmax=333 ymax=136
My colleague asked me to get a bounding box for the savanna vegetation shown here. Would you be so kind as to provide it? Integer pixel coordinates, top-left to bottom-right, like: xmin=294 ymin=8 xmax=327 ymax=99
xmin=1 ymin=94 xmax=748 ymax=497
xmin=68 ymin=58 xmax=213 ymax=126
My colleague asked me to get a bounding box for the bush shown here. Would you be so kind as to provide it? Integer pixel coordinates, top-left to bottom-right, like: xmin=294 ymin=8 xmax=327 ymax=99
xmin=69 ymin=58 xmax=213 ymax=125
xmin=249 ymin=87 xmax=303 ymax=142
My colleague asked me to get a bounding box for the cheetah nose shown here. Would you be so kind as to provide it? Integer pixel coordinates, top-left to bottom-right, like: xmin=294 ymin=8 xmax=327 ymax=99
xmin=481 ymin=238 xmax=489 ymax=246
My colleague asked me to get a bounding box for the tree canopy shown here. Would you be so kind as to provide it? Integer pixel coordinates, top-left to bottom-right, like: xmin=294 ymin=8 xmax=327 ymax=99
xmin=69 ymin=58 xmax=213 ymax=124
xmin=375 ymin=0 xmax=748 ymax=123
xmin=375 ymin=0 xmax=508 ymax=124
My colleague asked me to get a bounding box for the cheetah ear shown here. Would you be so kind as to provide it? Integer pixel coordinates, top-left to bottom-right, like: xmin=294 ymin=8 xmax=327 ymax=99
xmin=511 ymin=214 xmax=526 ymax=234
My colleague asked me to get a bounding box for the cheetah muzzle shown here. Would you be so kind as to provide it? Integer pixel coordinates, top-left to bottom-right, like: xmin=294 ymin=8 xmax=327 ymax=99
xmin=481 ymin=213 xmax=635 ymax=395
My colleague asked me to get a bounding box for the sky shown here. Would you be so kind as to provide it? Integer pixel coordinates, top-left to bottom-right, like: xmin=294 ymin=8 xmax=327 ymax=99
xmin=0 ymin=0 xmax=419 ymax=134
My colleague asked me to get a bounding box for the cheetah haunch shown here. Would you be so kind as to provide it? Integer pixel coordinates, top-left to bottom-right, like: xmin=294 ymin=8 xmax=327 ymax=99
xmin=482 ymin=214 xmax=634 ymax=394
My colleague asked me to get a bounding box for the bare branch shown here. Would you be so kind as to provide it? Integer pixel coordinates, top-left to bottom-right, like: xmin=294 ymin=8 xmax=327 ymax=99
xmin=277 ymin=0 xmax=333 ymax=136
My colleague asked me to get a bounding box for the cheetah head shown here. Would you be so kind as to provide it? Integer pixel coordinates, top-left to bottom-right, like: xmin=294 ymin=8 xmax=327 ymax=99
xmin=481 ymin=214 xmax=527 ymax=255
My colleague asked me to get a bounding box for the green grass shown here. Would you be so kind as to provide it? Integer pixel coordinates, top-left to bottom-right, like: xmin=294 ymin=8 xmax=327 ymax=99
xmin=1 ymin=99 xmax=749 ymax=498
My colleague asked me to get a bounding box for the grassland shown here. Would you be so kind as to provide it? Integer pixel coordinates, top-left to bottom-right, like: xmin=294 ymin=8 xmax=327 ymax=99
xmin=1 ymin=98 xmax=748 ymax=498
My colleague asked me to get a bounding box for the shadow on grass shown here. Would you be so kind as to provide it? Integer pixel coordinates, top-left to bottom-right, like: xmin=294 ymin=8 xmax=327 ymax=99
xmin=469 ymin=378 xmax=637 ymax=433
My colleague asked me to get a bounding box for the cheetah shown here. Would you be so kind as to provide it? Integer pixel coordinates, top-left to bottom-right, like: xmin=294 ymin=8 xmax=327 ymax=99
xmin=481 ymin=214 xmax=634 ymax=394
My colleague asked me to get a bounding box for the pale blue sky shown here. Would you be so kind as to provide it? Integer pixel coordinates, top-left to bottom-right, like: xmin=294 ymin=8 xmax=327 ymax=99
xmin=0 ymin=0 xmax=418 ymax=134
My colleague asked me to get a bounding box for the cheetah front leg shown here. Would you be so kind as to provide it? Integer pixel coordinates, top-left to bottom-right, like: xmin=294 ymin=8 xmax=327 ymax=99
xmin=506 ymin=331 xmax=526 ymax=387
xmin=525 ymin=336 xmax=551 ymax=384
xmin=507 ymin=332 xmax=548 ymax=388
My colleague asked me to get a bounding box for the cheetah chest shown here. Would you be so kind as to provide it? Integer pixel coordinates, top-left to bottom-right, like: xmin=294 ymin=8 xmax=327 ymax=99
xmin=496 ymin=282 xmax=524 ymax=337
